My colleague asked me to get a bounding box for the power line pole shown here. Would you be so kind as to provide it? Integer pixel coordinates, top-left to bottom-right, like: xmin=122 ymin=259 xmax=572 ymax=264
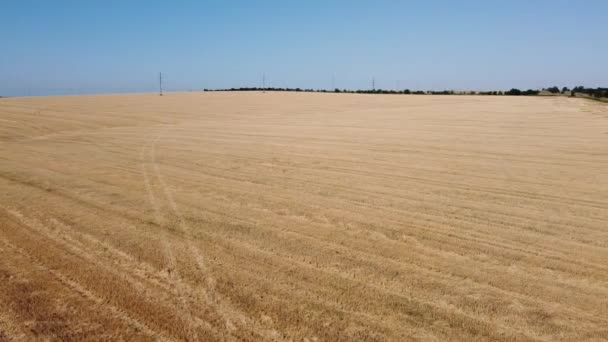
xmin=159 ymin=72 xmax=163 ymax=96
xmin=262 ymin=72 xmax=266 ymax=89
xmin=331 ymin=74 xmax=335 ymax=90
xmin=372 ymin=77 xmax=375 ymax=91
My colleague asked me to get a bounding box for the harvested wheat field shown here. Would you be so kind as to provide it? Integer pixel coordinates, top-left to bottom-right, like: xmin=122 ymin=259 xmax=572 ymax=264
xmin=0 ymin=92 xmax=607 ymax=341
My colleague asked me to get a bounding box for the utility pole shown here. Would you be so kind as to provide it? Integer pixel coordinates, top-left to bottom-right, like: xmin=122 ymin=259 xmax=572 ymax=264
xmin=262 ymin=73 xmax=266 ymax=89
xmin=372 ymin=77 xmax=375 ymax=91
xmin=159 ymin=72 xmax=163 ymax=96
xmin=331 ymin=74 xmax=335 ymax=90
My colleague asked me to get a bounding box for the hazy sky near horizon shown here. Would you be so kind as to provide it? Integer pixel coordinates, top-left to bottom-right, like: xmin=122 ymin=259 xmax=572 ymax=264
xmin=1 ymin=0 xmax=607 ymax=96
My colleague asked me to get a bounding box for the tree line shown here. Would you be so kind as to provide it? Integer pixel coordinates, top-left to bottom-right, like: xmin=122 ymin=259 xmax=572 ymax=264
xmin=570 ymin=86 xmax=608 ymax=98
xmin=209 ymin=86 xmax=608 ymax=98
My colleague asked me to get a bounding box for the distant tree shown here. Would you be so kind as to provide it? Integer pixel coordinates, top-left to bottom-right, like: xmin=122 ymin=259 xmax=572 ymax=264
xmin=505 ymin=88 xmax=522 ymax=96
xmin=547 ymin=86 xmax=560 ymax=94
xmin=572 ymin=86 xmax=584 ymax=94
xmin=589 ymin=88 xmax=608 ymax=98
xmin=561 ymin=86 xmax=570 ymax=94
xmin=334 ymin=88 xmax=341 ymax=93
xmin=522 ymin=89 xmax=540 ymax=96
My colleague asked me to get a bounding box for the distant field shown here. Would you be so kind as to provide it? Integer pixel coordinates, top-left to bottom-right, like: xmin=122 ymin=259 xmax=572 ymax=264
xmin=1 ymin=92 xmax=607 ymax=341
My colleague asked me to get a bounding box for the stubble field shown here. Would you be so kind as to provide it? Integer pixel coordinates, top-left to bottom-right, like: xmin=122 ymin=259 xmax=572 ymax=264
xmin=0 ymin=92 xmax=607 ymax=341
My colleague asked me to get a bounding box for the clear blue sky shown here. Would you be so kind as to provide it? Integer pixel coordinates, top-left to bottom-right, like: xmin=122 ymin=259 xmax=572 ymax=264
xmin=1 ymin=1 xmax=606 ymax=96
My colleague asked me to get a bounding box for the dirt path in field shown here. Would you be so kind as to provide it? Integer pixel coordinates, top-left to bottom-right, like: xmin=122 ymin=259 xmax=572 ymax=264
xmin=140 ymin=131 xmax=283 ymax=340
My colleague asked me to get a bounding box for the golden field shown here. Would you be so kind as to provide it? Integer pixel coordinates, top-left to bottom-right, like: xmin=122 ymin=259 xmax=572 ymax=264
xmin=0 ymin=92 xmax=607 ymax=341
